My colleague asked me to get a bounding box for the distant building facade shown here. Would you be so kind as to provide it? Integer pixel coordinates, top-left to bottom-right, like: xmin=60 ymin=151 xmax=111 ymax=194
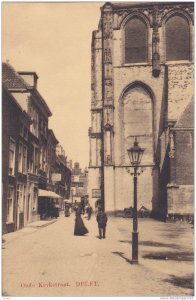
xmin=54 ymin=145 xmax=71 ymax=201
xmin=88 ymin=2 xmax=194 ymax=220
xmin=70 ymin=162 xmax=88 ymax=202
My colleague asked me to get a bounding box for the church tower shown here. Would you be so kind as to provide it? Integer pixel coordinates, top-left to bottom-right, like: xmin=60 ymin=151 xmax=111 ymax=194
xmin=89 ymin=2 xmax=194 ymax=220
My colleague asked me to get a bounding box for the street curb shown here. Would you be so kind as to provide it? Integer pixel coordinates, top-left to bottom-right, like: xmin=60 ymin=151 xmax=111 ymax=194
xmin=2 ymin=219 xmax=58 ymax=246
xmin=27 ymin=219 xmax=57 ymax=228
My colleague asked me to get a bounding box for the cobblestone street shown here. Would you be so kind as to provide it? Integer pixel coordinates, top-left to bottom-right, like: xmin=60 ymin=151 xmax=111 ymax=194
xmin=2 ymin=212 xmax=194 ymax=297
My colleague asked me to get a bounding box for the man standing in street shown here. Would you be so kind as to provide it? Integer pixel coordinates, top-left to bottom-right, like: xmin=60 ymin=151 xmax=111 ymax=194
xmin=96 ymin=208 xmax=108 ymax=239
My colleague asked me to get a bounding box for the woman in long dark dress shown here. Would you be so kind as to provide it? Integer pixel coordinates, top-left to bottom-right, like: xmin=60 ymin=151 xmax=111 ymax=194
xmin=74 ymin=208 xmax=88 ymax=236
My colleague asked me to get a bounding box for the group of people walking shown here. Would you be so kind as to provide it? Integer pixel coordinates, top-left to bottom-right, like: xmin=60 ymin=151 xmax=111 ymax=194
xmin=73 ymin=203 xmax=108 ymax=239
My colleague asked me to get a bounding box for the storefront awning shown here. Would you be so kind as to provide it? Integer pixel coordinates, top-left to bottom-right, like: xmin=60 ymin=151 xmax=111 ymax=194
xmin=38 ymin=189 xmax=62 ymax=199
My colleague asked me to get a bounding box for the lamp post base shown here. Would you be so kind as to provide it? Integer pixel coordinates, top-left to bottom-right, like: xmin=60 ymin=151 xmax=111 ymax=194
xmin=131 ymin=231 xmax=138 ymax=264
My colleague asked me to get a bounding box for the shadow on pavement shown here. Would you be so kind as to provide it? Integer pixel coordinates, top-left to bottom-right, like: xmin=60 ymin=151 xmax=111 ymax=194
xmin=143 ymin=251 xmax=193 ymax=262
xmin=112 ymin=251 xmax=132 ymax=264
xmin=164 ymin=274 xmax=194 ymax=291
xmin=119 ymin=240 xmax=179 ymax=249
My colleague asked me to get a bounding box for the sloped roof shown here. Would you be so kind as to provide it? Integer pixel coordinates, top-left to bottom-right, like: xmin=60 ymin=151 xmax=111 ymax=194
xmin=175 ymin=97 xmax=194 ymax=128
xmin=2 ymin=62 xmax=52 ymax=117
xmin=2 ymin=62 xmax=29 ymax=90
xmin=48 ymin=129 xmax=59 ymax=144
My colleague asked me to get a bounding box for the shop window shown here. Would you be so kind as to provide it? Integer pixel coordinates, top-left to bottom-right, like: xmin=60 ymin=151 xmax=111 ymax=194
xmin=9 ymin=138 xmax=15 ymax=176
xmin=7 ymin=186 xmax=14 ymax=223
xmin=125 ymin=17 xmax=147 ymax=63
xmin=165 ymin=15 xmax=190 ymax=61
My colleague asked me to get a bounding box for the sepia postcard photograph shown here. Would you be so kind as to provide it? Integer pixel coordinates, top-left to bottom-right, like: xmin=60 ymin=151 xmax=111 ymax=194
xmin=1 ymin=0 xmax=194 ymax=297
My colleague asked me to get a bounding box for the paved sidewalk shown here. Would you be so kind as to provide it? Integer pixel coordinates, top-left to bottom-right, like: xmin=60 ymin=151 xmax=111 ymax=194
xmin=2 ymin=218 xmax=57 ymax=245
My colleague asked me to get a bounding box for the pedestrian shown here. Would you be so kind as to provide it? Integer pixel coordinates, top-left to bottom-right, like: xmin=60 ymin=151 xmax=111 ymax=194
xmin=86 ymin=204 xmax=93 ymax=220
xmin=80 ymin=197 xmax=85 ymax=215
xmin=96 ymin=207 xmax=108 ymax=239
xmin=74 ymin=207 xmax=88 ymax=236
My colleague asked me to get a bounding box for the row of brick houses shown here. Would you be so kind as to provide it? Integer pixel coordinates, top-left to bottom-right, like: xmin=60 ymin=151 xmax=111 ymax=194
xmin=2 ymin=62 xmax=71 ymax=234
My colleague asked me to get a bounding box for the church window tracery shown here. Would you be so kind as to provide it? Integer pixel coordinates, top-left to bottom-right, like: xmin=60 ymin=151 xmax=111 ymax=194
xmin=165 ymin=14 xmax=190 ymax=61
xmin=124 ymin=17 xmax=147 ymax=63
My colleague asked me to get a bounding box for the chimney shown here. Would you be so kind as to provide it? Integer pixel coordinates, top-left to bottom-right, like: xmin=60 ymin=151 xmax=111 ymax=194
xmin=18 ymin=72 xmax=38 ymax=88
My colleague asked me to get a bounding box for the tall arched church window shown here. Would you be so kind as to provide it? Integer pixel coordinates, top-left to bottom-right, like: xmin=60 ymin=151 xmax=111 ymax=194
xmin=165 ymin=15 xmax=190 ymax=61
xmin=125 ymin=17 xmax=147 ymax=63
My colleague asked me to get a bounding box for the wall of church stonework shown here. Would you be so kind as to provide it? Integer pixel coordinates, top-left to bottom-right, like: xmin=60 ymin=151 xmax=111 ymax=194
xmin=167 ymin=64 xmax=194 ymax=120
xmin=92 ymin=111 xmax=101 ymax=133
xmin=88 ymin=167 xmax=101 ymax=206
xmin=113 ymin=65 xmax=165 ymax=166
xmin=173 ymin=131 xmax=194 ymax=185
xmin=104 ymin=166 xmax=115 ymax=212
xmin=167 ymin=185 xmax=194 ymax=215
xmin=114 ymin=167 xmax=153 ymax=211
xmin=92 ymin=30 xmax=102 ymax=109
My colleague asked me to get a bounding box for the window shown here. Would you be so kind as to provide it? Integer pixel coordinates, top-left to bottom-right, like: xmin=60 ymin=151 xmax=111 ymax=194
xmin=17 ymin=184 xmax=24 ymax=213
xmin=24 ymin=127 xmax=28 ymax=140
xmin=125 ymin=17 xmax=147 ymax=63
xmin=23 ymin=185 xmax=26 ymax=212
xmin=43 ymin=147 xmax=47 ymax=171
xmin=30 ymin=105 xmax=39 ymax=137
xmin=20 ymin=124 xmax=24 ymax=137
xmin=23 ymin=145 xmax=27 ymax=173
xmin=34 ymin=147 xmax=39 ymax=174
xmin=20 ymin=125 xmax=28 ymax=140
xmin=33 ymin=187 xmax=38 ymax=211
xmin=9 ymin=138 xmax=15 ymax=176
xmin=18 ymin=142 xmax=23 ymax=173
xmin=7 ymin=186 xmax=14 ymax=223
xmin=40 ymin=146 xmax=43 ymax=169
xmin=28 ymin=144 xmax=34 ymax=173
xmin=165 ymin=15 xmax=190 ymax=61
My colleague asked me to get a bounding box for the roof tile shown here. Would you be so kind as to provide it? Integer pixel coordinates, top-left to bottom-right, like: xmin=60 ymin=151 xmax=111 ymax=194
xmin=2 ymin=62 xmax=30 ymax=90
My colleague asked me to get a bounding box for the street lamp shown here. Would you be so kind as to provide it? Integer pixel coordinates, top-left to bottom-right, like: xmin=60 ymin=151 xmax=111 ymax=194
xmin=127 ymin=137 xmax=145 ymax=264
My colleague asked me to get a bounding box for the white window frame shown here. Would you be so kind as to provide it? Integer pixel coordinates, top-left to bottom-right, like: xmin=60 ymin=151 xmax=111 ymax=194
xmin=6 ymin=185 xmax=14 ymax=223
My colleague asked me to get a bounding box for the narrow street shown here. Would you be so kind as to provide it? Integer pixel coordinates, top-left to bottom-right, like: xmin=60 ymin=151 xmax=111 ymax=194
xmin=3 ymin=213 xmax=194 ymax=297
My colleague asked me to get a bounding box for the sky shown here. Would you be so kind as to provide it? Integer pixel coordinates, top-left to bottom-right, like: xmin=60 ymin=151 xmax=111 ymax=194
xmin=2 ymin=2 xmax=102 ymax=169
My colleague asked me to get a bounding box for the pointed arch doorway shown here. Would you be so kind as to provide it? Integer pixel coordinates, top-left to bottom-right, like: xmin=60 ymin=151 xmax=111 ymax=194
xmin=116 ymin=82 xmax=158 ymax=212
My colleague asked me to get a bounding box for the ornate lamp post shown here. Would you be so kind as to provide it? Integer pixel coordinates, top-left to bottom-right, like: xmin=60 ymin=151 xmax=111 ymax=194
xmin=127 ymin=137 xmax=145 ymax=264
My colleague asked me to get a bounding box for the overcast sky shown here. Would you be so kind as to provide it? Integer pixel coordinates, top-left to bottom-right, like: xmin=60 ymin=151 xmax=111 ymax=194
xmin=2 ymin=2 xmax=102 ymax=169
